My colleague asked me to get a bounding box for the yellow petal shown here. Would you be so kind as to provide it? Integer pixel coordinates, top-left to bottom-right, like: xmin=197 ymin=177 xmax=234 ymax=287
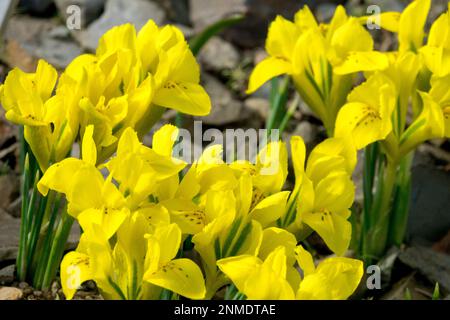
xmin=247 ymin=57 xmax=292 ymax=94
xmin=249 ymin=191 xmax=290 ymax=227
xmin=217 ymin=255 xmax=261 ymax=291
xmin=82 ymin=125 xmax=97 ymax=166
xmin=334 ymin=51 xmax=389 ymax=75
xmin=154 ymin=81 xmax=211 ymax=116
xmin=144 ymin=258 xmax=206 ymax=300
xmin=153 ymin=124 xmax=179 ymax=157
xmin=294 ymin=245 xmax=315 ymax=276
xmin=60 ymin=251 xmax=92 ymax=300
xmin=398 ymin=0 xmax=431 ymax=53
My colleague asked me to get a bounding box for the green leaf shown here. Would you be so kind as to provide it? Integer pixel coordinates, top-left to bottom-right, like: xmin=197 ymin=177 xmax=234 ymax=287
xmin=432 ymin=283 xmax=440 ymax=300
xmin=188 ymin=14 xmax=245 ymax=56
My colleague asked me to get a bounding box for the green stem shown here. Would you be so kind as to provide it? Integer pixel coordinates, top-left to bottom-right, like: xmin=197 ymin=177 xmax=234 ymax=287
xmin=41 ymin=210 xmax=74 ymax=289
xmin=32 ymin=191 xmax=59 ymax=288
xmin=387 ymin=153 xmax=413 ymax=247
xmin=364 ymin=158 xmax=398 ymax=263
xmin=266 ymin=77 xmax=290 ymax=132
xmin=16 ymin=155 xmax=30 ymax=281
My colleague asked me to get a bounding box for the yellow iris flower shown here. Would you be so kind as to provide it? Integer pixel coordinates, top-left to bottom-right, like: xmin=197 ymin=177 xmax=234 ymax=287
xmin=284 ymin=136 xmax=356 ymax=256
xmin=217 ymin=244 xmax=363 ymax=300
xmin=0 ymin=60 xmax=79 ymax=171
xmin=247 ymin=5 xmax=388 ymax=133
xmin=61 ymin=218 xmax=206 ymax=300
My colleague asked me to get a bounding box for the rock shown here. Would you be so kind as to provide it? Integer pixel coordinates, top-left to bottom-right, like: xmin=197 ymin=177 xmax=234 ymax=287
xmin=80 ymin=0 xmax=166 ymax=52
xmin=433 ymin=230 xmax=450 ymax=255
xmin=407 ymin=163 xmax=450 ymax=244
xmin=0 ymin=215 xmax=20 ymax=262
xmin=381 ymin=273 xmax=430 ymax=300
xmin=0 ymin=265 xmax=14 ymax=285
xmin=398 ymin=246 xmax=450 ymax=294
xmin=298 ymin=100 xmax=317 ymax=119
xmin=291 ymin=121 xmax=319 ymax=148
xmin=18 ymin=0 xmax=54 ymax=15
xmin=3 ymin=16 xmax=82 ymax=70
xmin=0 ymin=286 xmax=23 ymax=300
xmin=316 ymin=3 xmax=337 ymax=23
xmin=0 ymin=214 xmax=80 ymax=262
xmin=55 ymin=0 xmax=106 ymax=28
xmin=0 ymin=174 xmax=19 ymax=212
xmin=199 ymin=36 xmax=240 ymax=72
xmin=198 ymin=73 xmax=243 ymax=126
xmin=4 ymin=15 xmax=55 ymax=72
xmin=244 ymin=97 xmax=269 ymax=120
xmin=190 ymin=0 xmax=341 ymax=48
xmin=154 ymin=0 xmax=190 ymax=25
xmin=174 ymin=24 xmax=194 ymax=39
xmin=190 ymin=0 xmax=246 ymax=33
xmin=33 ymin=26 xmax=83 ymax=70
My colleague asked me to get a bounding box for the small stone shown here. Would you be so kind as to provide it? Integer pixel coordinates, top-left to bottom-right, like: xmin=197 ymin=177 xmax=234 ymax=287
xmin=198 ymin=74 xmax=243 ymax=126
xmin=292 ymin=122 xmax=318 ymax=146
xmin=3 ymin=16 xmax=82 ymax=70
xmin=0 ymin=174 xmax=19 ymax=212
xmin=22 ymin=288 xmax=33 ymax=296
xmin=18 ymin=0 xmax=54 ymax=15
xmin=190 ymin=0 xmax=246 ymax=33
xmin=18 ymin=282 xmax=29 ymax=290
xmin=298 ymin=100 xmax=317 ymax=119
xmin=244 ymin=97 xmax=269 ymax=120
xmin=0 ymin=265 xmax=14 ymax=285
xmin=80 ymin=0 xmax=166 ymax=52
xmin=0 ymin=287 xmax=23 ymax=300
xmin=398 ymin=246 xmax=450 ymax=293
xmin=34 ymin=290 xmax=43 ymax=297
xmin=199 ymin=37 xmax=240 ymax=72
xmin=0 ymin=216 xmax=20 ymax=262
xmin=316 ymin=3 xmax=337 ymax=23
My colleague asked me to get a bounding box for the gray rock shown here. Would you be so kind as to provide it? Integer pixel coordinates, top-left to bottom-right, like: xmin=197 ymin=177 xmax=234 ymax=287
xmin=0 ymin=215 xmax=80 ymax=262
xmin=190 ymin=0 xmax=246 ymax=33
xmin=199 ymin=36 xmax=240 ymax=72
xmin=291 ymin=121 xmax=319 ymax=148
xmin=18 ymin=0 xmax=54 ymax=15
xmin=35 ymin=26 xmax=84 ymax=69
xmin=0 ymin=287 xmax=23 ymax=300
xmin=198 ymin=73 xmax=243 ymax=126
xmin=407 ymin=163 xmax=450 ymax=244
xmin=80 ymin=0 xmax=166 ymax=52
xmin=398 ymin=246 xmax=450 ymax=294
xmin=0 ymin=174 xmax=19 ymax=212
xmin=298 ymin=100 xmax=317 ymax=119
xmin=0 ymin=265 xmax=15 ymax=285
xmin=244 ymin=97 xmax=269 ymax=120
xmin=55 ymin=0 xmax=106 ymax=28
xmin=3 ymin=15 xmax=83 ymax=70
xmin=316 ymin=3 xmax=337 ymax=23
xmin=0 ymin=216 xmax=20 ymax=262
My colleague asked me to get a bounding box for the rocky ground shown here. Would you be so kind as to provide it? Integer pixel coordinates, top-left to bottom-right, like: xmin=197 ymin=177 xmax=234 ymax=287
xmin=0 ymin=0 xmax=449 ymax=300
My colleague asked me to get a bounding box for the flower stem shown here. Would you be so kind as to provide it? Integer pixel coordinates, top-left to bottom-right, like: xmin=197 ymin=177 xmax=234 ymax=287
xmin=41 ymin=210 xmax=74 ymax=289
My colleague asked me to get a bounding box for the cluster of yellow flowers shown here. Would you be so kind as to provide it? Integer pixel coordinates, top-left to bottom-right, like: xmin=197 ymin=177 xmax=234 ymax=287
xmin=249 ymin=0 xmax=450 ymax=261
xmin=41 ymin=124 xmax=362 ymax=300
xmin=249 ymin=0 xmax=450 ymax=145
xmin=0 ymin=21 xmax=211 ymax=171
xmin=0 ymin=17 xmax=364 ymax=299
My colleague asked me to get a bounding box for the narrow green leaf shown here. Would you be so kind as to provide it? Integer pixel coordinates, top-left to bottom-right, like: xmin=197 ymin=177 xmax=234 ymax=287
xmin=432 ymin=283 xmax=440 ymax=300
xmin=189 ymin=14 xmax=245 ymax=56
